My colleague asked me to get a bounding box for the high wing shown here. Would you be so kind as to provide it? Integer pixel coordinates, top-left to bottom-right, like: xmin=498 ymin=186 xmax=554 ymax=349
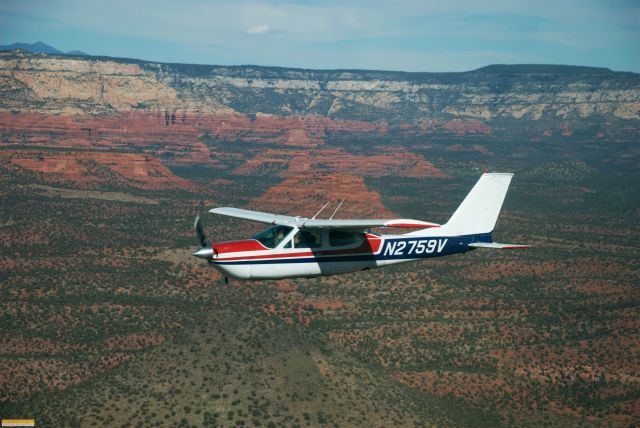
xmin=210 ymin=207 xmax=299 ymax=226
xmin=209 ymin=207 xmax=439 ymax=230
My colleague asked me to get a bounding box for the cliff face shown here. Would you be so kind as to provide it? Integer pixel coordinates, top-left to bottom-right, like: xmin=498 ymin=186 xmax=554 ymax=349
xmin=1 ymin=50 xmax=638 ymax=189
xmin=232 ymin=148 xmax=448 ymax=178
xmin=0 ymin=150 xmax=191 ymax=190
xmin=1 ymin=51 xmax=638 ymax=121
xmin=252 ymin=173 xmax=395 ymax=219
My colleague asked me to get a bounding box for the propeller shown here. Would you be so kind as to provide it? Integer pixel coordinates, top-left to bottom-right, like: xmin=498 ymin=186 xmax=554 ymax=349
xmin=194 ymin=215 xmax=208 ymax=247
xmin=192 ymin=215 xmax=214 ymax=259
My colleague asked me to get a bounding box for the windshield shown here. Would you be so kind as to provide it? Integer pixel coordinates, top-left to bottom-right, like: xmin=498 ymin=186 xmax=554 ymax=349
xmin=251 ymin=225 xmax=293 ymax=249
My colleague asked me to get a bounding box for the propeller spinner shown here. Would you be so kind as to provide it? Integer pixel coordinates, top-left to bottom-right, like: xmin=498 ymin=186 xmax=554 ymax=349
xmin=192 ymin=215 xmax=214 ymax=259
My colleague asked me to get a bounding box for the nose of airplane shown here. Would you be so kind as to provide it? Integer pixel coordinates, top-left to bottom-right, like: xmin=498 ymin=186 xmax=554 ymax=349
xmin=192 ymin=247 xmax=214 ymax=259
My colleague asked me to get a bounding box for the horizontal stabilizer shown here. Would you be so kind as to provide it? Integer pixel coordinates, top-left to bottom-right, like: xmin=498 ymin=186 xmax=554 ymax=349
xmin=468 ymin=242 xmax=529 ymax=249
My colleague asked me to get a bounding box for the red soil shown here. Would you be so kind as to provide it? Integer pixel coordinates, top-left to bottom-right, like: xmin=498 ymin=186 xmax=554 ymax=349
xmin=0 ymin=112 xmax=388 ymax=164
xmin=264 ymin=297 xmax=348 ymax=327
xmin=0 ymin=112 xmax=491 ymax=168
xmin=0 ymin=337 xmax=78 ymax=355
xmin=393 ymin=370 xmax=514 ymax=405
xmin=103 ymin=333 xmax=165 ymax=351
xmin=0 ymin=352 xmax=131 ymax=402
xmin=446 ymin=144 xmax=493 ymax=155
xmin=251 ymin=173 xmax=395 ymax=219
xmin=299 ymin=299 xmax=346 ymax=311
xmin=1 ymin=150 xmax=191 ymax=189
xmin=441 ymin=119 xmax=492 ymax=135
xmin=233 ymin=148 xmax=448 ymax=178
xmin=0 ymin=112 xmax=214 ymax=166
xmin=403 ymin=118 xmax=492 ymax=136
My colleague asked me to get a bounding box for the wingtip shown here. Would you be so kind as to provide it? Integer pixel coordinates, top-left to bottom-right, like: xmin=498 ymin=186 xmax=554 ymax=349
xmin=481 ymin=172 xmax=514 ymax=177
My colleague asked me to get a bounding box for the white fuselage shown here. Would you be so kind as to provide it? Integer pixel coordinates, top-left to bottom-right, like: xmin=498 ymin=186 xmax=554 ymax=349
xmin=209 ymin=226 xmax=478 ymax=280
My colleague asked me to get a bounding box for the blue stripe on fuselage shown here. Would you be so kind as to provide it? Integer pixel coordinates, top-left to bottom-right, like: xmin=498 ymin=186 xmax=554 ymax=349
xmin=211 ymin=233 xmax=491 ymax=266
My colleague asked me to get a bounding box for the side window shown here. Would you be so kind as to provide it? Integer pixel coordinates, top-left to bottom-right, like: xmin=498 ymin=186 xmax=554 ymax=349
xmin=329 ymin=230 xmax=362 ymax=247
xmin=294 ymin=230 xmax=322 ymax=248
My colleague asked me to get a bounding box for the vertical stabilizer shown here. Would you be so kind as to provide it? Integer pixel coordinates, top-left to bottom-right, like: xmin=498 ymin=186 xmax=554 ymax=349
xmin=440 ymin=173 xmax=513 ymax=236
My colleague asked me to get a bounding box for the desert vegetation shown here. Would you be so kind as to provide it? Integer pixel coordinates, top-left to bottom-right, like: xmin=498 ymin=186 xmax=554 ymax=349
xmin=1 ymin=53 xmax=638 ymax=426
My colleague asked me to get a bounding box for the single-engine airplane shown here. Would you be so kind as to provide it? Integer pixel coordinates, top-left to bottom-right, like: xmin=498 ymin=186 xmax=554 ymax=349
xmin=192 ymin=173 xmax=528 ymax=280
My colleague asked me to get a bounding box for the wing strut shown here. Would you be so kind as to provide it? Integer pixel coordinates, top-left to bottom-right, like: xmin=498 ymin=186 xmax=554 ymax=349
xmin=329 ymin=200 xmax=345 ymax=220
xmin=312 ymin=202 xmax=330 ymax=219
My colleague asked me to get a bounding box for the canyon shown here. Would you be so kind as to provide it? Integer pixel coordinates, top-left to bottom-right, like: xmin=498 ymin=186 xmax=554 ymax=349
xmin=1 ymin=50 xmax=638 ymax=190
xmin=1 ymin=50 xmax=639 ymax=426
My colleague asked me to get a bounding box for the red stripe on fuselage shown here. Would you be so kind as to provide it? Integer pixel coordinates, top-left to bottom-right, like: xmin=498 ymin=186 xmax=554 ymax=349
xmin=213 ymin=239 xmax=268 ymax=254
xmin=218 ymin=250 xmax=314 ymax=262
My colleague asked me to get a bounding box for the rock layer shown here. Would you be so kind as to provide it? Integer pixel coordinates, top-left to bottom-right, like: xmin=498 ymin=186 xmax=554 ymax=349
xmin=233 ymin=148 xmax=448 ymax=178
xmin=1 ymin=150 xmax=191 ymax=189
xmin=1 ymin=51 xmax=638 ymax=121
xmin=252 ymin=173 xmax=394 ymax=219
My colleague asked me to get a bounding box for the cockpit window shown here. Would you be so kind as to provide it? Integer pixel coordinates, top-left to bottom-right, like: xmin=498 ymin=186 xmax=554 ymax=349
xmin=294 ymin=230 xmax=322 ymax=248
xmin=251 ymin=225 xmax=293 ymax=249
xmin=329 ymin=230 xmax=362 ymax=247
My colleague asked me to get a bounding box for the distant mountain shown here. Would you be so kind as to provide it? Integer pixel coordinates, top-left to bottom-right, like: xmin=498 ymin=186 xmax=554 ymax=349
xmin=0 ymin=41 xmax=63 ymax=55
xmin=0 ymin=41 xmax=87 ymax=56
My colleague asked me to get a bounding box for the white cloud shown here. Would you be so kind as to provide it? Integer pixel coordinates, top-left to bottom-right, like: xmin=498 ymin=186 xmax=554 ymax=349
xmin=247 ymin=24 xmax=270 ymax=35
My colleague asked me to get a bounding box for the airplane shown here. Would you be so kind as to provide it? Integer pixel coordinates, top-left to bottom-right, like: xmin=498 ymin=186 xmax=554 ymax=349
xmin=192 ymin=173 xmax=528 ymax=281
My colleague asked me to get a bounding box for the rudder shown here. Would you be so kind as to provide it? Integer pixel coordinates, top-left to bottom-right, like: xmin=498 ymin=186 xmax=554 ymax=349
xmin=440 ymin=173 xmax=513 ymax=236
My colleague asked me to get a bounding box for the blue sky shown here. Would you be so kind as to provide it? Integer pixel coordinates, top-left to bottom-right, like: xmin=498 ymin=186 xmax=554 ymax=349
xmin=1 ymin=0 xmax=638 ymax=72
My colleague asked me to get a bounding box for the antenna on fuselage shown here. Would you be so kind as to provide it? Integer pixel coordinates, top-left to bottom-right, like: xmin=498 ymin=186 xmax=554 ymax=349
xmin=329 ymin=199 xmax=345 ymax=220
xmin=312 ymin=201 xmax=330 ymax=219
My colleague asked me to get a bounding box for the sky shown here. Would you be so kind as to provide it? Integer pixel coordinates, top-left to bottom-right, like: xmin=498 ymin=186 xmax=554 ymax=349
xmin=0 ymin=0 xmax=638 ymax=72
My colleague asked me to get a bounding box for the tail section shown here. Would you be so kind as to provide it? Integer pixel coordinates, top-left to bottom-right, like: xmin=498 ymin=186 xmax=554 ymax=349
xmin=440 ymin=173 xmax=513 ymax=236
